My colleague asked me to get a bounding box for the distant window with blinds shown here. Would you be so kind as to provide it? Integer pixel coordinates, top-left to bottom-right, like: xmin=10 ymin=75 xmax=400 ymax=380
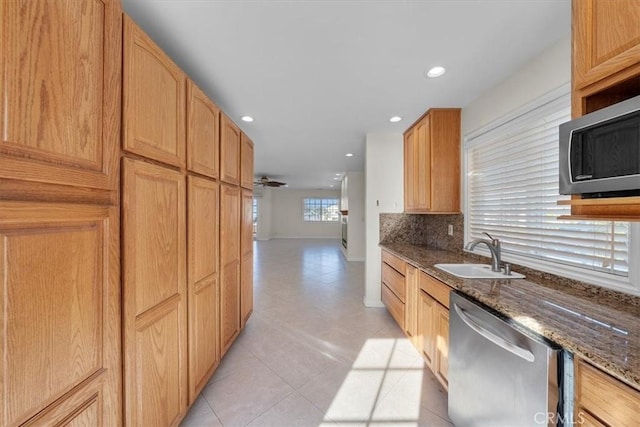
xmin=303 ymin=198 xmax=340 ymax=222
xmin=465 ymin=89 xmax=629 ymax=277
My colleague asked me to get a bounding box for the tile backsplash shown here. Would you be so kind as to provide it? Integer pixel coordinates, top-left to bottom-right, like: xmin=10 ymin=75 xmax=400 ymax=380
xmin=379 ymin=213 xmax=463 ymax=253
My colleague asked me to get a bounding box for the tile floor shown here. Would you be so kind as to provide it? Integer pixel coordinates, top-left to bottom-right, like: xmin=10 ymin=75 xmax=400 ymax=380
xmin=181 ymin=238 xmax=452 ymax=427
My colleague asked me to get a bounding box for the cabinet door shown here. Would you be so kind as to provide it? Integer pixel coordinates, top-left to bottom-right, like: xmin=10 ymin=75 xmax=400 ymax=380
xmin=573 ymin=0 xmax=640 ymax=90
xmin=220 ymin=114 xmax=241 ymax=185
xmin=220 ymin=184 xmax=241 ymax=354
xmin=240 ymin=133 xmax=255 ymax=189
xmin=123 ymin=16 xmax=186 ymax=167
xmin=241 ymin=189 xmax=254 ymax=326
xmin=403 ymin=129 xmax=416 ymax=212
xmin=414 ymin=118 xmax=431 ymax=211
xmin=404 ymin=265 xmax=418 ymax=341
xmin=187 ymin=176 xmax=219 ymax=403
xmin=418 ymin=290 xmax=437 ymax=370
xmin=434 ymin=305 xmax=449 ymax=391
xmin=0 ymin=202 xmax=120 ymax=427
xmin=0 ymin=0 xmax=121 ymax=191
xmin=187 ymin=81 xmax=219 ymax=179
xmin=123 ymin=158 xmax=187 ymax=426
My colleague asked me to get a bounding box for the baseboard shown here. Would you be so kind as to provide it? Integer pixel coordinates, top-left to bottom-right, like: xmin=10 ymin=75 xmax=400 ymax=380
xmin=363 ymin=297 xmax=385 ymax=308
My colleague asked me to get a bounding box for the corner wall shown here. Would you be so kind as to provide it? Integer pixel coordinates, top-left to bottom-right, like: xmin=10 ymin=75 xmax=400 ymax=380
xmin=364 ymin=133 xmax=404 ymax=307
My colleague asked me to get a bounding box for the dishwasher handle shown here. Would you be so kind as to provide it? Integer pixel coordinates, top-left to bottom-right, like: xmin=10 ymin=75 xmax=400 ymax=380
xmin=454 ymin=303 xmax=535 ymax=363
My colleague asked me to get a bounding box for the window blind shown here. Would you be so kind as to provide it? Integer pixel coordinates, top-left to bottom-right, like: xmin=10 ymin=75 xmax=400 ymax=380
xmin=466 ymin=91 xmax=629 ymax=276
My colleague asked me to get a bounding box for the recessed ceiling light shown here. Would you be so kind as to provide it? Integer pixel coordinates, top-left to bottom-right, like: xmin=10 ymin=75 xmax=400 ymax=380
xmin=389 ymin=116 xmax=402 ymax=123
xmin=241 ymin=116 xmax=254 ymax=122
xmin=330 ymin=185 xmax=335 ymax=187
xmin=345 ymin=153 xmax=354 ymax=157
xmin=333 ymin=177 xmax=340 ymax=180
xmin=426 ymin=66 xmax=446 ymax=78
xmin=335 ymin=173 xmax=341 ymax=176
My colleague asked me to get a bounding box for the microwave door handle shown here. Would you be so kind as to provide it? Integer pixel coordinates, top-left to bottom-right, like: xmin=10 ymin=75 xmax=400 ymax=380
xmin=574 ymin=174 xmax=593 ymax=180
xmin=454 ymin=304 xmax=535 ymax=362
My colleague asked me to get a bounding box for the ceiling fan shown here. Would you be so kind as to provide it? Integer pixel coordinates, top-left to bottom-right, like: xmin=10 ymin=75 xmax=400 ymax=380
xmin=254 ymin=176 xmax=287 ymax=187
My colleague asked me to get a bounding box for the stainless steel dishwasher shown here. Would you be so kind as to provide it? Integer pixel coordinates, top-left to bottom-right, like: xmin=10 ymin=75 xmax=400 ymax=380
xmin=449 ymin=292 xmax=566 ymax=426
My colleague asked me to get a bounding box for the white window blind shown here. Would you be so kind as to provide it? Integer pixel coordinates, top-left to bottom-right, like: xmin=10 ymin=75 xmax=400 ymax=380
xmin=466 ymin=90 xmax=629 ymax=276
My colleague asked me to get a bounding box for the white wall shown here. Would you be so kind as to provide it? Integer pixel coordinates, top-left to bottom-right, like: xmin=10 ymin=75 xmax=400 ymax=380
xmin=462 ymin=35 xmax=570 ymax=136
xmin=345 ymin=171 xmax=366 ymax=261
xmin=364 ymin=133 xmax=404 ymax=307
xmin=269 ymin=189 xmax=341 ymax=238
xmin=255 ymin=187 xmax=272 ymax=240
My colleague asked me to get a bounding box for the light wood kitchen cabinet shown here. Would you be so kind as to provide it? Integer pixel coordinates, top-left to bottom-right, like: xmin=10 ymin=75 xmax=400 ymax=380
xmin=0 ymin=1 xmax=123 ymax=425
xmin=123 ymin=16 xmax=186 ymax=168
xmin=404 ymin=264 xmax=419 ymax=342
xmin=403 ymin=128 xmax=417 ymax=211
xmin=122 ymin=158 xmax=188 ymax=426
xmin=187 ymin=81 xmax=220 ymax=179
xmin=572 ymin=0 xmax=640 ymax=92
xmin=564 ymin=0 xmax=640 ymax=220
xmin=220 ymin=114 xmax=241 ymax=186
xmin=0 ymin=202 xmax=121 ymax=427
xmin=220 ymin=183 xmax=241 ymax=354
xmin=187 ymin=176 xmax=220 ymax=403
xmin=418 ymin=271 xmax=452 ymax=390
xmin=575 ymin=358 xmax=640 ymax=427
xmin=241 ymin=133 xmax=255 ymax=189
xmin=381 ymin=250 xmax=407 ymax=329
xmin=418 ymin=289 xmax=437 ymax=370
xmin=434 ymin=306 xmax=450 ymax=389
xmin=403 ymin=109 xmax=461 ymax=214
xmin=241 ymin=189 xmax=254 ymax=326
xmin=0 ymin=0 xmax=122 ymax=192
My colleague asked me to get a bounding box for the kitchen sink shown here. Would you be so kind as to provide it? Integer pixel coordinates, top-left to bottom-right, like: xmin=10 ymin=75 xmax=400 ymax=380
xmin=435 ymin=263 xmax=525 ymax=279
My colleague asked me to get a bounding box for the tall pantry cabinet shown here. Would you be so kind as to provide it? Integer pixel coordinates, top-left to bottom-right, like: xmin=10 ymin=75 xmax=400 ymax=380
xmin=1 ymin=1 xmax=253 ymax=424
xmin=122 ymin=17 xmax=188 ymax=425
xmin=0 ymin=0 xmax=123 ymax=426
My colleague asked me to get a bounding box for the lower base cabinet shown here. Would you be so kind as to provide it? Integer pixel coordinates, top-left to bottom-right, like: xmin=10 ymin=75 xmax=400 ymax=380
xmin=0 ymin=202 xmax=121 ymax=427
xmin=381 ymin=253 xmax=452 ymax=392
xmin=122 ymin=159 xmax=188 ymax=426
xmin=575 ymin=358 xmax=640 ymax=426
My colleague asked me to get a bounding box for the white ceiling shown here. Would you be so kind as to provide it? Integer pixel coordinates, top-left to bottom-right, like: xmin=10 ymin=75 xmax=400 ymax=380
xmin=121 ymin=0 xmax=571 ymax=190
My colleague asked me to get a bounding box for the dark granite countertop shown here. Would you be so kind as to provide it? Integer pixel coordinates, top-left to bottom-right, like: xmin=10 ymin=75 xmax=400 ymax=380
xmin=380 ymin=242 xmax=640 ymax=390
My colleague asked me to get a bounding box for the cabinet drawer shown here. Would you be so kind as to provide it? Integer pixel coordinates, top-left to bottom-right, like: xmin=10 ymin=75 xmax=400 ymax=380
xmin=419 ymin=272 xmax=452 ymax=309
xmin=382 ymin=251 xmax=406 ymax=275
xmin=381 ymin=283 xmax=405 ymax=330
xmin=382 ymin=263 xmax=406 ymax=303
xmin=576 ymin=359 xmax=640 ymax=427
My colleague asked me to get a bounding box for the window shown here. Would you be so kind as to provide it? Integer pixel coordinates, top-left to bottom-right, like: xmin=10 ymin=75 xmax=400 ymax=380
xmin=465 ymin=85 xmax=636 ymax=292
xmin=303 ymin=198 xmax=340 ymax=222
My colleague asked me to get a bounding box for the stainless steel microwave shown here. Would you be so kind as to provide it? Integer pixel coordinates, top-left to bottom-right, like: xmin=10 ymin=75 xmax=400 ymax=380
xmin=559 ymin=94 xmax=640 ymax=197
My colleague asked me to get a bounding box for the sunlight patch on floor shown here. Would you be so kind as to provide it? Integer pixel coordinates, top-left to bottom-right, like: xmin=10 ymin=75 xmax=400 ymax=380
xmin=324 ymin=338 xmax=423 ymax=426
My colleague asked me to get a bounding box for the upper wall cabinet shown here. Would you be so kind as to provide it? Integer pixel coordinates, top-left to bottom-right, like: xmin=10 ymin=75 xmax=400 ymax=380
xmin=123 ymin=16 xmax=186 ymax=168
xmin=240 ymin=133 xmax=255 ymax=190
xmin=572 ymin=0 xmax=640 ymax=95
xmin=564 ymin=0 xmax=640 ymax=220
xmin=0 ymin=0 xmax=121 ymax=191
xmin=187 ymin=81 xmax=220 ymax=179
xmin=220 ymin=114 xmax=241 ymax=185
xmin=404 ymin=109 xmax=461 ymax=214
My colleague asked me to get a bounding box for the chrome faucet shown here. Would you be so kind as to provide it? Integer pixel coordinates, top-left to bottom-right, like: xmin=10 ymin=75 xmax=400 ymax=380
xmin=466 ymin=232 xmax=502 ymax=272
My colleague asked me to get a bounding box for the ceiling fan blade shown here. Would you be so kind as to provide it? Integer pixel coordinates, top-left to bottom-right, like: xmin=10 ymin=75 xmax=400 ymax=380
xmin=265 ymin=181 xmax=286 ymax=187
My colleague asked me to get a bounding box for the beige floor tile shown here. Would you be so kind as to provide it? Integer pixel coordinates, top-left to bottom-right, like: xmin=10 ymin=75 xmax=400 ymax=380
xmin=180 ymin=396 xmax=222 ymax=427
xmin=201 ymin=359 xmax=294 ymax=426
xmin=246 ymin=392 xmax=336 ymax=427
